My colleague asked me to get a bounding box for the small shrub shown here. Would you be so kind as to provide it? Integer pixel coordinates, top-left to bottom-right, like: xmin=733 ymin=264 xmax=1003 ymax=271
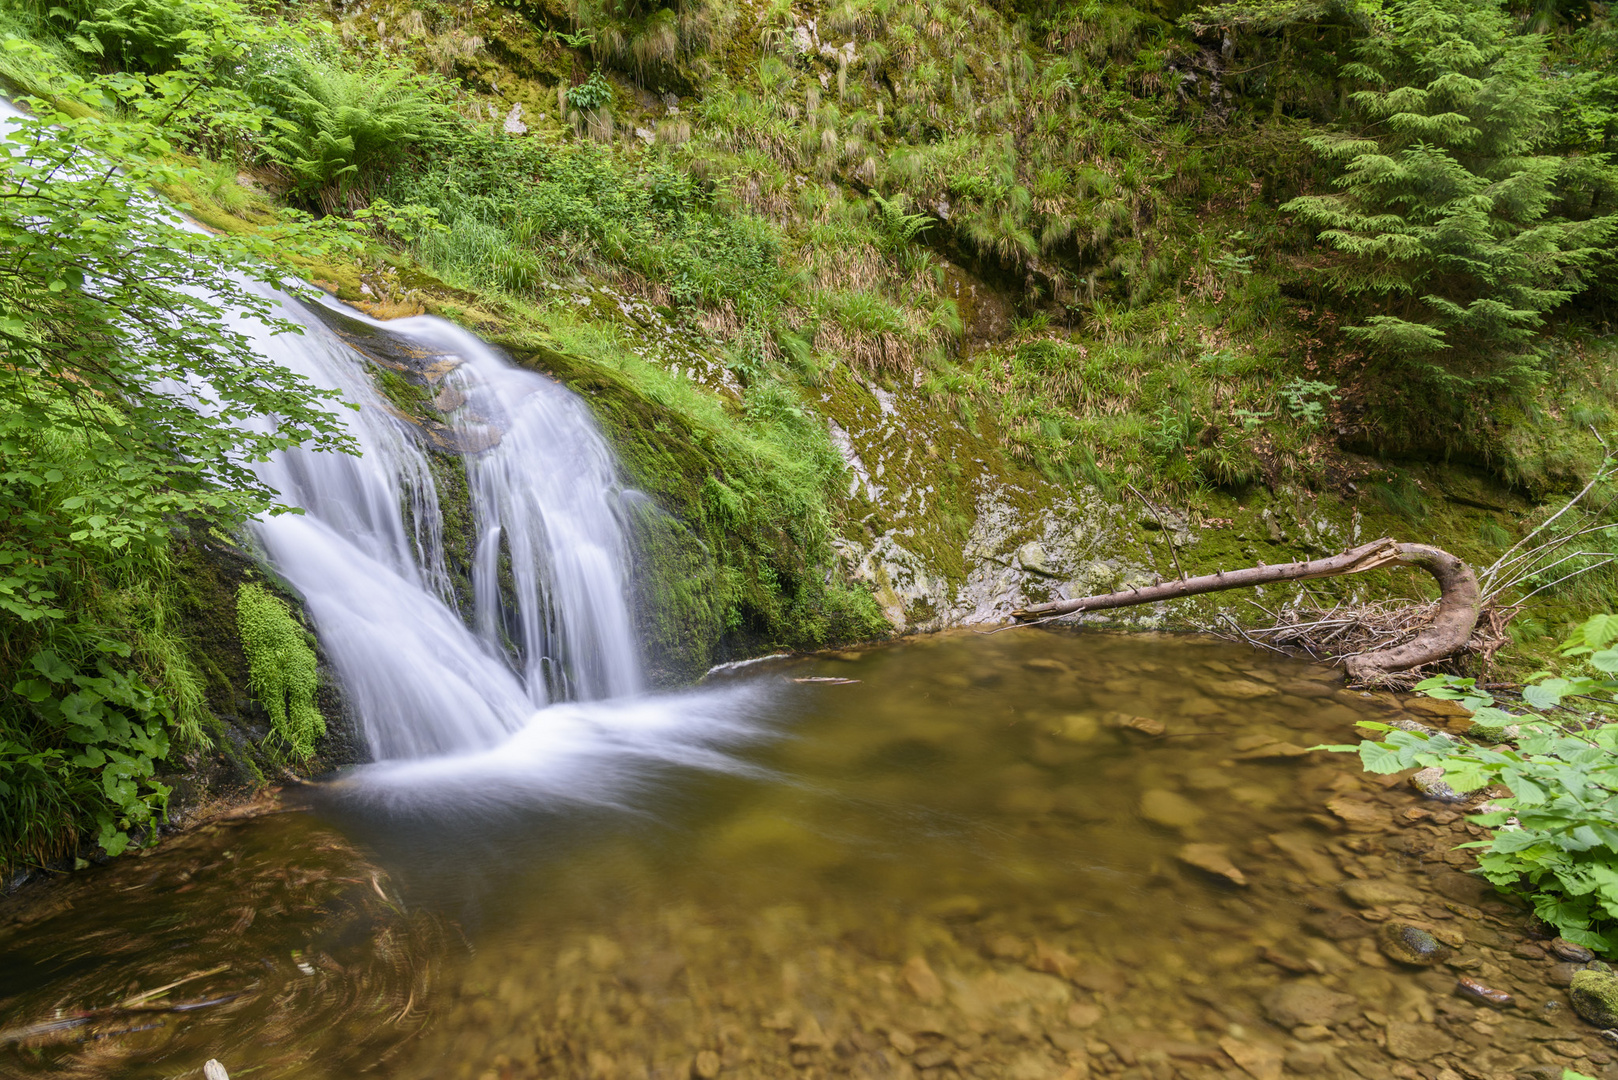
xmin=1322 ymin=614 xmax=1618 ymax=954
xmin=257 ymin=55 xmax=456 ymax=211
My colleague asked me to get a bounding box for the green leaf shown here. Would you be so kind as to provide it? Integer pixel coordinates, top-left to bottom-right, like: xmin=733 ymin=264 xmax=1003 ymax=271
xmin=1359 ymin=740 xmax=1416 ymax=774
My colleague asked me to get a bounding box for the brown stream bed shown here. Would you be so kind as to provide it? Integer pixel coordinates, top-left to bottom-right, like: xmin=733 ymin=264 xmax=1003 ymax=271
xmin=0 ymin=630 xmax=1606 ymax=1080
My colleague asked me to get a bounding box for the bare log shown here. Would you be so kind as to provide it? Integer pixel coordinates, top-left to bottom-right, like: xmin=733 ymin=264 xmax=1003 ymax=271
xmin=1010 ymin=537 xmax=1480 ymax=681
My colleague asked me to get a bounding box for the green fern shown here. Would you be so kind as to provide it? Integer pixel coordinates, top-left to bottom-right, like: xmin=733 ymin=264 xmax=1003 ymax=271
xmin=236 ymin=583 xmax=323 ymax=761
xmin=259 ymin=57 xmax=453 ymax=211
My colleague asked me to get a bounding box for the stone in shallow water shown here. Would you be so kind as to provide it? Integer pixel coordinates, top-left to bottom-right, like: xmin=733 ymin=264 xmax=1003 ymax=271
xmin=1208 ymin=679 xmax=1276 ymax=700
xmin=1065 ymin=1003 xmax=1102 ymax=1028
xmin=1325 ymin=797 xmax=1388 ymax=831
xmin=1052 ymin=713 xmax=1099 ymax=742
xmin=1279 ymin=679 xmax=1336 ymax=699
xmin=1548 ymin=961 xmax=1586 ymax=988
xmin=1342 ymin=880 xmax=1425 ymax=907
xmin=1383 ymin=1020 xmax=1455 ymax=1062
xmin=1176 ymin=843 xmax=1247 ymax=887
xmin=1027 ymin=939 xmax=1080 ymax=980
xmin=1552 ymin=937 xmax=1597 ymax=963
xmin=902 ymin=956 xmax=944 ymax=1003
xmin=1139 ymin=789 xmax=1204 ymax=829
xmin=1377 ymin=923 xmax=1451 ymax=967
xmin=1120 ymin=715 xmax=1166 ymax=737
xmin=1232 ymin=741 xmax=1310 ymax=761
xmin=1571 ymin=969 xmax=1618 ymax=1027
xmin=1219 ymin=1036 xmax=1284 ymax=1080
xmin=1262 ymin=982 xmax=1358 ymax=1028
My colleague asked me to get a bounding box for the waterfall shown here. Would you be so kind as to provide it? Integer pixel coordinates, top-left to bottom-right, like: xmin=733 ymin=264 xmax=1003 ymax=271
xmin=242 ymin=296 xmax=644 ymax=760
xmin=2 ymin=93 xmax=769 ymax=793
xmin=382 ymin=317 xmax=642 ymax=704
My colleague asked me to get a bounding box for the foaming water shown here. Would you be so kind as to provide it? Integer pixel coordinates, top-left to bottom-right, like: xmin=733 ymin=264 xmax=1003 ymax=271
xmin=330 ymin=682 xmax=780 ymax=814
xmin=368 ymin=314 xmax=642 ymax=704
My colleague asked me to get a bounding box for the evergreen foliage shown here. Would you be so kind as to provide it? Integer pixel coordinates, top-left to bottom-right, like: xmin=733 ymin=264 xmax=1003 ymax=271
xmin=1281 ymin=0 xmax=1618 ymax=391
xmin=235 ymin=584 xmax=323 ymax=760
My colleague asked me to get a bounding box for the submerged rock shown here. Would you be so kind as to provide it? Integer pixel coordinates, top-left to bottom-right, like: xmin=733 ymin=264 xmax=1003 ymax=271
xmin=1552 ymin=937 xmax=1597 ymax=963
xmin=1571 ymin=969 xmax=1618 ymax=1027
xmin=1383 ymin=1020 xmax=1455 ymax=1061
xmin=1342 ymin=880 xmax=1425 ymax=908
xmin=1263 ymin=982 xmax=1358 ymax=1028
xmin=1455 ymin=976 xmax=1513 ymax=1007
xmin=902 ymin=955 xmax=944 ymax=1003
xmin=1139 ymin=789 xmax=1205 ymax=829
xmin=1177 ymin=843 xmax=1247 ymax=887
xmin=1052 ymin=714 xmax=1099 ymax=742
xmin=1377 ymin=923 xmax=1451 ymax=967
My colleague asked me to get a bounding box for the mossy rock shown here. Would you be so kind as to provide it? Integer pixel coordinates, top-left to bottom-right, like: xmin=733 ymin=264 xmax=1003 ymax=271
xmin=1570 ymin=969 xmax=1618 ymax=1027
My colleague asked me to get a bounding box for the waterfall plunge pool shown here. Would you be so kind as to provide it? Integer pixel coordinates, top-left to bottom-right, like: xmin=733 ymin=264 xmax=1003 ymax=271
xmin=0 ymin=630 xmax=1591 ymax=1080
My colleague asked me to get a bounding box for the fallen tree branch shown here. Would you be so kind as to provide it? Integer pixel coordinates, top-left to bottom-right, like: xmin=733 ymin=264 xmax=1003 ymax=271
xmin=1011 ymin=537 xmax=1480 ymax=681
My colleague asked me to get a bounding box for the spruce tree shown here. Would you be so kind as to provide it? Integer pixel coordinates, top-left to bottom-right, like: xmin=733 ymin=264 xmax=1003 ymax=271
xmin=1282 ymin=0 xmax=1618 ymax=393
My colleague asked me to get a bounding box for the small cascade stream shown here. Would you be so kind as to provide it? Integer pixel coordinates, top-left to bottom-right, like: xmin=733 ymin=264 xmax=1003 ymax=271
xmin=242 ymin=296 xmax=647 ymax=762
xmin=0 ymin=91 xmax=753 ymax=781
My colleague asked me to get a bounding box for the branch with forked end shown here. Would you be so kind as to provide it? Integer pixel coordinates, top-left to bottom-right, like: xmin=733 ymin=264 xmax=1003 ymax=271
xmin=1010 ymin=538 xmax=1480 ymax=682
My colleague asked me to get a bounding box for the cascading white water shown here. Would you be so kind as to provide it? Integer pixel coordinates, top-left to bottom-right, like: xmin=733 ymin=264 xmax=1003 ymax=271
xmin=370 ymin=316 xmax=642 ymax=705
xmin=3 ymin=93 xmax=771 ymax=791
xmin=236 ymin=296 xmax=535 ymax=759
xmin=240 ymin=297 xmax=646 ymax=760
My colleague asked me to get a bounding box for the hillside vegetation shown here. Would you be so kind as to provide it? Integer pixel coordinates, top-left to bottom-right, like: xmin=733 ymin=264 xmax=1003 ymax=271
xmin=1 ymin=0 xmax=1616 ymax=868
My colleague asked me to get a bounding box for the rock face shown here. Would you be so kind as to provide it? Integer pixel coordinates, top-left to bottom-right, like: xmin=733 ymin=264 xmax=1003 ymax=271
xmin=1570 ymin=969 xmax=1618 ymax=1027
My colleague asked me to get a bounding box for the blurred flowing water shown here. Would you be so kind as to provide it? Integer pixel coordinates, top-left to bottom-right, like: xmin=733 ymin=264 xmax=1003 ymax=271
xmin=245 ymin=299 xmax=647 ymax=759
xmin=4 ymin=631 xmax=1584 ymax=1080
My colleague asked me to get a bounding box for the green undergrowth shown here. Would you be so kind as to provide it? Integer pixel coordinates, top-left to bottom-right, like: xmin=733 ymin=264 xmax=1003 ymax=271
xmin=235 ymin=583 xmax=324 ymax=761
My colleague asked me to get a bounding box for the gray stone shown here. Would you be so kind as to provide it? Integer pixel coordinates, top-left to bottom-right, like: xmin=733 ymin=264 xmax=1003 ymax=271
xmin=1411 ymin=766 xmax=1472 ymax=803
xmin=1016 ymin=541 xmax=1049 ymax=574
xmin=1377 ymin=923 xmax=1451 ymax=967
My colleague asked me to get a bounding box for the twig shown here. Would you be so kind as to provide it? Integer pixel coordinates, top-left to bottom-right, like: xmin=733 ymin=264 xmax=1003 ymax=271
xmin=1126 ymin=482 xmax=1188 ymax=582
xmin=1513 ymin=558 xmax=1618 ymax=607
